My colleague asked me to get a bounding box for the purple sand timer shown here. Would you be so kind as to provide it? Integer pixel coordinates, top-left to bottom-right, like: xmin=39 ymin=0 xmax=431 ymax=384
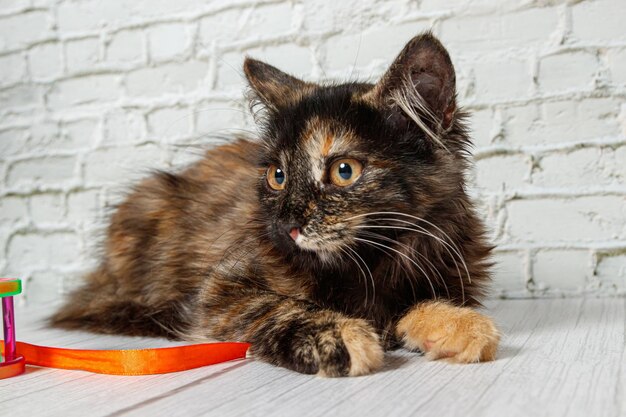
xmin=0 ymin=278 xmax=25 ymax=379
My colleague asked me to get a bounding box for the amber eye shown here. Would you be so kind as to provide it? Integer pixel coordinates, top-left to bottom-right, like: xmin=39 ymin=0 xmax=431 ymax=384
xmin=329 ymin=158 xmax=363 ymax=187
xmin=267 ymin=165 xmax=286 ymax=190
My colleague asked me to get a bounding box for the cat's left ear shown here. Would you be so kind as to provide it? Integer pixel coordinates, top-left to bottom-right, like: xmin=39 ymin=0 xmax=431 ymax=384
xmin=365 ymin=32 xmax=457 ymax=131
xmin=244 ymin=58 xmax=310 ymax=110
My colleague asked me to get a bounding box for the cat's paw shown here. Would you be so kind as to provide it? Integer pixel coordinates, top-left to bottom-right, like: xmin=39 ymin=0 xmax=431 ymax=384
xmin=396 ymin=301 xmax=499 ymax=363
xmin=316 ymin=318 xmax=384 ymax=377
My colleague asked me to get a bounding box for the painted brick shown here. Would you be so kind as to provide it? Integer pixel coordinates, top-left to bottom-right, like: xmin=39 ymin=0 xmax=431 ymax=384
xmin=533 ymin=250 xmax=590 ymax=292
xmin=0 ymin=0 xmax=30 ymax=12
xmin=200 ymin=3 xmax=294 ymax=47
xmin=323 ymin=22 xmax=431 ymax=73
xmin=0 ymin=83 xmax=43 ymax=111
xmin=419 ymin=0 xmax=523 ymax=13
xmin=67 ymin=189 xmax=100 ymax=224
xmin=441 ymin=8 xmax=558 ymax=50
xmin=474 ymin=154 xmax=530 ymax=192
xmin=6 ymin=231 xmax=80 ymax=270
xmin=492 ymin=250 xmax=527 ymax=295
xmin=300 ymin=0 xmax=408 ymax=35
xmin=215 ymin=51 xmax=248 ymax=90
xmin=194 ymin=100 xmax=247 ymax=138
xmin=28 ymin=121 xmax=61 ymax=152
xmin=472 ymin=57 xmax=532 ymax=102
xmin=505 ymin=197 xmax=626 ymax=243
xmin=533 ymin=146 xmax=626 ymax=188
xmin=57 ymin=0 xmax=128 ymax=32
xmin=125 ymin=61 xmax=208 ymax=97
xmin=123 ymin=0 xmax=205 ymax=21
xmin=0 ymin=52 xmax=26 ymax=87
xmin=595 ymin=252 xmax=626 ymax=292
xmin=47 ymin=74 xmax=121 ymax=107
xmin=103 ymin=109 xmax=146 ymax=144
xmin=500 ymin=103 xmax=539 ymax=146
xmin=147 ymin=23 xmax=189 ymax=62
xmin=65 ymin=37 xmax=101 ymax=73
xmin=571 ymin=0 xmax=625 ymax=43
xmin=246 ymin=43 xmax=312 ymax=77
xmin=0 ymin=196 xmax=28 ymax=224
xmin=0 ymin=11 xmax=50 ymax=50
xmin=607 ymin=48 xmax=626 ymax=86
xmin=146 ymin=106 xmax=192 ymax=138
xmin=239 ymin=3 xmax=295 ymax=39
xmin=218 ymin=44 xmax=311 ymax=90
xmin=60 ymin=119 xmax=99 ymax=150
xmin=468 ymin=108 xmax=498 ymax=149
xmin=50 ymin=0 xmax=201 ymax=34
xmin=83 ymin=145 xmax=164 ymax=185
xmin=502 ymin=98 xmax=622 ymax=146
xmin=7 ymin=156 xmax=76 ymax=187
xmin=0 ymin=127 xmax=29 ymax=157
xmin=29 ymin=193 xmax=65 ymax=224
xmin=538 ymin=51 xmax=597 ymax=93
xmin=24 ymin=271 xmax=65 ymax=304
xmin=106 ymin=29 xmax=144 ymax=64
xmin=543 ymin=98 xmax=621 ymax=141
xmin=198 ymin=8 xmax=242 ymax=46
xmin=28 ymin=42 xmax=63 ymax=81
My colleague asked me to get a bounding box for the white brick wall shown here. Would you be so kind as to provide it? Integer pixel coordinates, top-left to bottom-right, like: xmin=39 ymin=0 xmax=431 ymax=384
xmin=0 ymin=0 xmax=624 ymax=304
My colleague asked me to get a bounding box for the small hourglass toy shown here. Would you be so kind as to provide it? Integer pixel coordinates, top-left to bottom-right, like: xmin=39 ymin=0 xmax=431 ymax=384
xmin=0 ymin=277 xmax=249 ymax=377
xmin=0 ymin=278 xmax=24 ymax=379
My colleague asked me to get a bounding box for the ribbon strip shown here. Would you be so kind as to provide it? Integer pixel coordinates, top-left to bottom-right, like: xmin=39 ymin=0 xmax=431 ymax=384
xmin=1 ymin=341 xmax=250 ymax=376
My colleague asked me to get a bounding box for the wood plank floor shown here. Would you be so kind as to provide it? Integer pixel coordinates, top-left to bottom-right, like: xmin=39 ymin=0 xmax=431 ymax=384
xmin=1 ymin=299 xmax=624 ymax=417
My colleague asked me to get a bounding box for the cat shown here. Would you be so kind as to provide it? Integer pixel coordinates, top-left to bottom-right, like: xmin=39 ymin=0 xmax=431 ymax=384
xmin=51 ymin=32 xmax=499 ymax=377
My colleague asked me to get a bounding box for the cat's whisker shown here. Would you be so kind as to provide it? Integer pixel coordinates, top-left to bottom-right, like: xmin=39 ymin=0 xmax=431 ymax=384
xmin=204 ymin=222 xmax=268 ymax=278
xmin=347 ymin=210 xmax=471 ymax=305
xmin=355 ymin=223 xmax=466 ymax=304
xmin=345 ymin=245 xmax=375 ymax=310
xmin=358 ymin=230 xmax=450 ymax=300
xmin=226 ymin=231 xmax=274 ymax=274
xmin=355 ymin=224 xmax=465 ymax=303
xmin=346 ymin=211 xmax=472 ymax=292
xmin=354 ymin=237 xmax=437 ymax=299
xmin=198 ymin=217 xmax=265 ymax=276
xmin=358 ymin=231 xmax=441 ymax=300
xmin=357 ymin=231 xmax=418 ymax=303
xmin=346 ymin=211 xmax=472 ymax=284
xmin=339 ymin=247 xmax=370 ymax=310
xmin=364 ymin=217 xmax=469 ymax=288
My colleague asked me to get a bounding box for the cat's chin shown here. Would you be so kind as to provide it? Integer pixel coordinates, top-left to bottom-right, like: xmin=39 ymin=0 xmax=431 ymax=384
xmin=294 ymin=234 xmax=342 ymax=253
xmin=291 ymin=237 xmax=348 ymax=267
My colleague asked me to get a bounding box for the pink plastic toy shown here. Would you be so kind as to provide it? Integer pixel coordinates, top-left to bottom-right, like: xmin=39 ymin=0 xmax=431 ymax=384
xmin=0 ymin=277 xmax=249 ymax=378
xmin=0 ymin=278 xmax=25 ymax=379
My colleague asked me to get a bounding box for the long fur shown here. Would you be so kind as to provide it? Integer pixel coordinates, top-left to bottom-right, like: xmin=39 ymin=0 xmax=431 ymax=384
xmin=51 ymin=33 xmax=494 ymax=376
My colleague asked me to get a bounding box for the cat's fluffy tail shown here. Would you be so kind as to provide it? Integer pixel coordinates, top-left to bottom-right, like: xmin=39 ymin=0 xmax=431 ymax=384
xmin=50 ymin=268 xmax=185 ymax=340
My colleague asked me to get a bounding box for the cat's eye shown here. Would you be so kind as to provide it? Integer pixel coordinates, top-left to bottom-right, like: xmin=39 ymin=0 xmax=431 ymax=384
xmin=267 ymin=165 xmax=286 ymax=190
xmin=329 ymin=158 xmax=363 ymax=187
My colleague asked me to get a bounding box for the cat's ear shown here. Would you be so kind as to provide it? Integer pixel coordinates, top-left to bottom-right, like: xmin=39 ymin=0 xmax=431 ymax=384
xmin=365 ymin=32 xmax=457 ymax=132
xmin=243 ymin=58 xmax=310 ymax=110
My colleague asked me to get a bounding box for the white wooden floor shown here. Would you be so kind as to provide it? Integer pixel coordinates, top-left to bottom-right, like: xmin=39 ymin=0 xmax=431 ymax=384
xmin=1 ymin=298 xmax=624 ymax=417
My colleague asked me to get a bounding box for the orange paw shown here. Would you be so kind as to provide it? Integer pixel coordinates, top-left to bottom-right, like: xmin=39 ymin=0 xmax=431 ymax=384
xmin=396 ymin=301 xmax=500 ymax=363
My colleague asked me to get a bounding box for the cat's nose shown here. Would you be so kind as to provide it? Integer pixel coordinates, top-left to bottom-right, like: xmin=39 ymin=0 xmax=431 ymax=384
xmin=289 ymin=227 xmax=300 ymax=241
xmin=281 ymin=223 xmax=301 ymax=241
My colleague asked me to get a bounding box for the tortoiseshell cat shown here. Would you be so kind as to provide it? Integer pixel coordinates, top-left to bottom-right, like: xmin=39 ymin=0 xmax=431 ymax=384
xmin=52 ymin=32 xmax=499 ymax=376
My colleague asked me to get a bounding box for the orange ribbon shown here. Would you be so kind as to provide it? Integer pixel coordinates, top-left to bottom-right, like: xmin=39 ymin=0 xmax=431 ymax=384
xmin=1 ymin=341 xmax=250 ymax=376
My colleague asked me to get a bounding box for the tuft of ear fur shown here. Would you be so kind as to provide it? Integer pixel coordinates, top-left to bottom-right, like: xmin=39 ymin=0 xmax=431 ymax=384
xmin=243 ymin=58 xmax=311 ymax=110
xmin=365 ymin=32 xmax=457 ymax=144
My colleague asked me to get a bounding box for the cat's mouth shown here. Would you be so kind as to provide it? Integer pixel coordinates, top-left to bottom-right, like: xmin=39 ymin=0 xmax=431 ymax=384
xmin=291 ymin=229 xmax=348 ymax=254
xmin=272 ymin=221 xmax=350 ymax=258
